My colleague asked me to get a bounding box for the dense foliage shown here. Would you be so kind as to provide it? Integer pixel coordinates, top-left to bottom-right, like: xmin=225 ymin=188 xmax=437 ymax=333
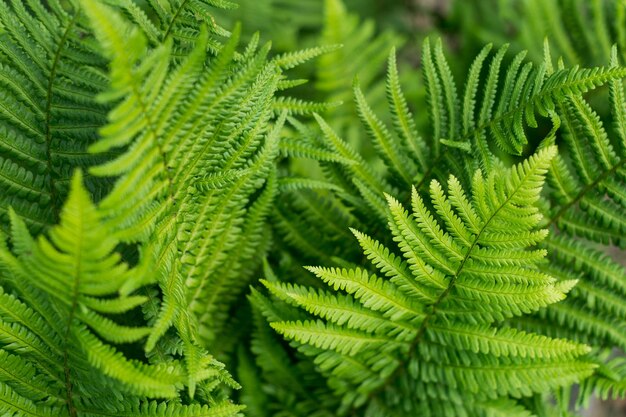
xmin=0 ymin=0 xmax=624 ymax=416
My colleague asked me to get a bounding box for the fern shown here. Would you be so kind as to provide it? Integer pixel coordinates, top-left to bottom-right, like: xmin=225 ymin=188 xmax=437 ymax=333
xmin=433 ymin=9 xmax=626 ymax=406
xmin=81 ymin=0 xmax=338 ymax=376
xmin=511 ymin=47 xmax=626 ymax=406
xmin=1 ymin=1 xmax=626 ymax=416
xmin=271 ymin=41 xmax=626 ymax=267
xmin=103 ymin=0 xmax=237 ymax=54
xmin=239 ymin=280 xmax=340 ymax=417
xmin=0 ymin=0 xmax=322 ymax=412
xmin=445 ymin=7 xmax=626 ymax=407
xmin=264 ymin=0 xmax=414 ymax=275
xmin=258 ymin=38 xmax=626 ymax=415
xmin=79 ymin=0 xmax=302 ymax=389
xmin=0 ymin=172 xmax=242 ymax=416
xmin=0 ymin=0 xmax=240 ymax=228
xmin=0 ymin=0 xmax=111 ymax=232
xmin=258 ymin=146 xmax=597 ymax=416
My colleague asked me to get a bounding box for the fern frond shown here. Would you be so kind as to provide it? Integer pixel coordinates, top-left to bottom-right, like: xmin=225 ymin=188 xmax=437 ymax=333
xmin=422 ymin=38 xmax=626 ymax=158
xmin=244 ymin=293 xmax=339 ymax=417
xmin=290 ymin=41 xmax=625 ymax=266
xmin=0 ymin=172 xmax=239 ymax=415
xmin=578 ymin=355 xmax=626 ymax=407
xmin=273 ymin=97 xmax=340 ymax=116
xmin=264 ymin=146 xmax=595 ymax=415
xmin=514 ymin=49 xmax=626 ymax=405
xmin=545 ymin=49 xmax=626 ymax=244
xmin=354 ymin=76 xmax=418 ymax=184
xmin=79 ymin=400 xmax=244 ymax=417
xmin=0 ymin=0 xmax=110 ymax=232
xmin=81 ymin=0 xmax=322 ymax=378
xmin=274 ymin=45 xmax=342 ymax=70
xmin=108 ymin=0 xmax=235 ymax=52
xmin=265 ymin=32 xmax=626 ymax=414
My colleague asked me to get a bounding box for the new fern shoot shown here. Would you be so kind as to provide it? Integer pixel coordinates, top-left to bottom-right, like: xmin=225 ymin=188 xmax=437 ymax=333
xmin=0 ymin=0 xmax=624 ymax=416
